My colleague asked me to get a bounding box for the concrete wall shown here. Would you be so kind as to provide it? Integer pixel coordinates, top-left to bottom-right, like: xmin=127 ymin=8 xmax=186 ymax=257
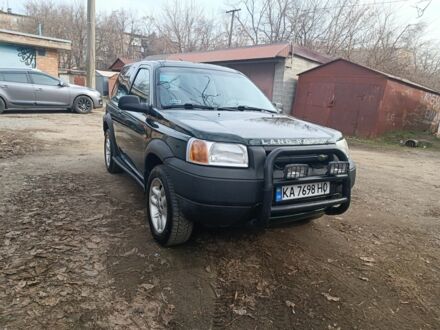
xmin=0 ymin=12 xmax=32 ymax=31
xmin=271 ymin=55 xmax=321 ymax=113
xmin=36 ymin=48 xmax=59 ymax=76
xmin=272 ymin=60 xmax=285 ymax=107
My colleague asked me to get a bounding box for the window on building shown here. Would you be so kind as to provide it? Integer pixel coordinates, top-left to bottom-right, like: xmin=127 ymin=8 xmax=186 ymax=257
xmin=30 ymin=73 xmax=60 ymax=86
xmin=130 ymin=68 xmax=150 ymax=104
xmin=2 ymin=72 xmax=29 ymax=83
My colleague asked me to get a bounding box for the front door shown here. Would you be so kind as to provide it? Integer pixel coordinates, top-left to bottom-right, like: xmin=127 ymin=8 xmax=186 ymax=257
xmin=0 ymin=71 xmax=35 ymax=107
xmin=29 ymin=72 xmax=70 ymax=107
xmin=124 ymin=67 xmax=152 ymax=174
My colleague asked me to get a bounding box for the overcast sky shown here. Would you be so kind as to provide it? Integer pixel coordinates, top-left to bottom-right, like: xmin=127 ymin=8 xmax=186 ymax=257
xmin=2 ymin=0 xmax=440 ymax=40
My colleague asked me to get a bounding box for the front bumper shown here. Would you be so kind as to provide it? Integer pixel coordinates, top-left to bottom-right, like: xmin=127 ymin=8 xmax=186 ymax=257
xmin=90 ymin=95 xmax=103 ymax=108
xmin=165 ymin=145 xmax=355 ymax=227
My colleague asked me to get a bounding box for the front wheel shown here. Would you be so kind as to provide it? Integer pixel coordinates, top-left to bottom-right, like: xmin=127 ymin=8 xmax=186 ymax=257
xmin=73 ymin=96 xmax=93 ymax=114
xmin=104 ymin=130 xmax=122 ymax=173
xmin=147 ymin=165 xmax=193 ymax=246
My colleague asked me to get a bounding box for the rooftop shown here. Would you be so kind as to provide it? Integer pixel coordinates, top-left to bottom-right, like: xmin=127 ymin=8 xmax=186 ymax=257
xmin=299 ymin=58 xmax=440 ymax=96
xmin=143 ymin=43 xmax=332 ymax=64
xmin=0 ymin=29 xmax=71 ymax=50
xmin=0 ymin=9 xmax=28 ymax=18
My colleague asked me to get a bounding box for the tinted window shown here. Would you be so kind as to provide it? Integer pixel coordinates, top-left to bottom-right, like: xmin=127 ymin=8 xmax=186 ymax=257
xmin=130 ymin=68 xmax=150 ymax=103
xmin=31 ymin=73 xmax=59 ymax=86
xmin=3 ymin=72 xmax=28 ymax=83
xmin=112 ymin=67 xmax=131 ymax=103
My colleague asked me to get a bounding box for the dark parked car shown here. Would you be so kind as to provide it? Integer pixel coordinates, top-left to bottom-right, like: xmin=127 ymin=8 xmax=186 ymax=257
xmin=0 ymin=68 xmax=102 ymax=114
xmin=103 ymin=61 xmax=356 ymax=246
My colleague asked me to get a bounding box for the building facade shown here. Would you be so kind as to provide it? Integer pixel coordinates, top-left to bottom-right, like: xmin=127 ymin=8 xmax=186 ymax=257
xmin=0 ymin=29 xmax=71 ymax=76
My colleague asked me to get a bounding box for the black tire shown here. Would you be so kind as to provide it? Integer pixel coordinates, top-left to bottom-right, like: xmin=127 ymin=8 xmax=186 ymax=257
xmin=73 ymin=95 xmax=93 ymax=114
xmin=104 ymin=130 xmax=122 ymax=173
xmin=0 ymin=98 xmax=5 ymax=114
xmin=147 ymin=165 xmax=193 ymax=246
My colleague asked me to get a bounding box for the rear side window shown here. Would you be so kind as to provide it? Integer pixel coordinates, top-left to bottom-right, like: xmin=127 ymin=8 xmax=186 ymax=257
xmin=2 ymin=72 xmax=29 ymax=83
xmin=130 ymin=68 xmax=150 ymax=104
xmin=31 ymin=73 xmax=59 ymax=86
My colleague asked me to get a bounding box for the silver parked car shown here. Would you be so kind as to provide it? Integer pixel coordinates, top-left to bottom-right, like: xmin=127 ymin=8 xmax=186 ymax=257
xmin=0 ymin=68 xmax=102 ymax=114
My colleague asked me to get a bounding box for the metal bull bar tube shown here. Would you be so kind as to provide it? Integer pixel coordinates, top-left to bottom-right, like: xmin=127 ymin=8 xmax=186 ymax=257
xmin=257 ymin=145 xmax=352 ymax=227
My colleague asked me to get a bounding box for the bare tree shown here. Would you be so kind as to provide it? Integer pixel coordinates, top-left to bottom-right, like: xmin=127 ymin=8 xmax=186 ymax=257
xmin=17 ymin=0 xmax=440 ymax=90
xmin=156 ymin=0 xmax=220 ymax=52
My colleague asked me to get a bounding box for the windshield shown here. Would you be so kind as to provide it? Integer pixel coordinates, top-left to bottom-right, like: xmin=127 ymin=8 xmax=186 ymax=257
xmin=156 ymin=67 xmax=276 ymax=112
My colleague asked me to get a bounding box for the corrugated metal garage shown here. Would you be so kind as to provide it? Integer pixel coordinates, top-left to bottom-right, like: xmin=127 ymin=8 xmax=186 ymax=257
xmin=292 ymin=59 xmax=440 ymax=137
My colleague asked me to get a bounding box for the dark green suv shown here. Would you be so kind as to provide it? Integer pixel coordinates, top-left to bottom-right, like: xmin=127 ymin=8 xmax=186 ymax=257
xmin=103 ymin=60 xmax=356 ymax=246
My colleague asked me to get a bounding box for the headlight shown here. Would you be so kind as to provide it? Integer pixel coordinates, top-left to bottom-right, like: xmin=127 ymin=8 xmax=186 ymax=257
xmin=336 ymin=138 xmax=350 ymax=157
xmin=186 ymin=138 xmax=248 ymax=168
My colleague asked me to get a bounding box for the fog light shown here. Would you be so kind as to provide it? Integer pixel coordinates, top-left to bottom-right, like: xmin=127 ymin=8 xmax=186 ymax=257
xmin=328 ymin=161 xmax=349 ymax=175
xmin=284 ymin=164 xmax=309 ymax=179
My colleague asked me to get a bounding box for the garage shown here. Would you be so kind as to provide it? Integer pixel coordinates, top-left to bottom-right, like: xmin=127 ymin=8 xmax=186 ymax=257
xmin=292 ymin=59 xmax=440 ymax=137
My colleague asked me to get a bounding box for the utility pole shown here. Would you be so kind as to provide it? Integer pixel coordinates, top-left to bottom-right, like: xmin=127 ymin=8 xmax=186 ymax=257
xmin=86 ymin=0 xmax=96 ymax=89
xmin=226 ymin=8 xmax=241 ymax=48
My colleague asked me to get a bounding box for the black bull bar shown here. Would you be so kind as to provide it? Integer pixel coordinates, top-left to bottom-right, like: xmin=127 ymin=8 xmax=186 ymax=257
xmin=257 ymin=145 xmax=352 ymax=227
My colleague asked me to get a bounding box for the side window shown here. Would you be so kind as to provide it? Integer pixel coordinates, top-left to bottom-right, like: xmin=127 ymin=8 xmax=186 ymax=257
xmin=130 ymin=68 xmax=150 ymax=104
xmin=30 ymin=73 xmax=59 ymax=86
xmin=110 ymin=80 xmax=120 ymax=100
xmin=112 ymin=66 xmax=131 ymax=103
xmin=112 ymin=75 xmax=130 ymax=103
xmin=2 ymin=72 xmax=29 ymax=83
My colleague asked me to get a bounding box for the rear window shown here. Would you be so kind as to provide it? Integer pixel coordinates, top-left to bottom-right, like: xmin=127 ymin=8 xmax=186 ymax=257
xmin=2 ymin=72 xmax=29 ymax=83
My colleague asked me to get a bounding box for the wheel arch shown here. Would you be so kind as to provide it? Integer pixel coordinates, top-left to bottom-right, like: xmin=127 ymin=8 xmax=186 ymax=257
xmin=103 ymin=114 xmax=119 ymax=155
xmin=144 ymin=139 xmax=174 ymax=183
xmin=0 ymin=95 xmax=7 ymax=109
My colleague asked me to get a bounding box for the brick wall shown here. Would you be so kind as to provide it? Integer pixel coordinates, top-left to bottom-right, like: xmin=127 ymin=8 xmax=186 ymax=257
xmin=36 ymin=49 xmax=59 ymax=77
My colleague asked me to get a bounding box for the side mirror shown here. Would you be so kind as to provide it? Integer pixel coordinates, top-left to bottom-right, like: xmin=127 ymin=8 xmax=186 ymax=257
xmin=59 ymin=80 xmax=66 ymax=87
xmin=118 ymin=95 xmax=150 ymax=113
xmin=272 ymin=102 xmax=283 ymax=113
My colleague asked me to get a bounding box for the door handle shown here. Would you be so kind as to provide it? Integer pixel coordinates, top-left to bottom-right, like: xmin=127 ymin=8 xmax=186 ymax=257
xmin=35 ymin=88 xmax=43 ymax=91
xmin=0 ymin=85 xmax=7 ymax=88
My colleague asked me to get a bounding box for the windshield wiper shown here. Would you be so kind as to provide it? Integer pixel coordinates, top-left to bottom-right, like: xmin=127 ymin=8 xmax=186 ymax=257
xmin=217 ymin=105 xmax=275 ymax=113
xmin=162 ymin=103 xmax=215 ymax=110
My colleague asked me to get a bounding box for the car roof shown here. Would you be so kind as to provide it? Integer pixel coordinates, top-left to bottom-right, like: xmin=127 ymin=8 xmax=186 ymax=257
xmin=127 ymin=60 xmax=239 ymax=74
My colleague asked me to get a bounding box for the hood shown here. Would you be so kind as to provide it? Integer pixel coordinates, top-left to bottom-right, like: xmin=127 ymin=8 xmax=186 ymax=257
xmin=162 ymin=110 xmax=342 ymax=146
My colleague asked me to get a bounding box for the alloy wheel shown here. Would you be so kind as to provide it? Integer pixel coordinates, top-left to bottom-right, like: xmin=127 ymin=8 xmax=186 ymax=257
xmin=105 ymin=134 xmax=111 ymax=167
xmin=77 ymin=97 xmax=92 ymax=112
xmin=149 ymin=178 xmax=168 ymax=233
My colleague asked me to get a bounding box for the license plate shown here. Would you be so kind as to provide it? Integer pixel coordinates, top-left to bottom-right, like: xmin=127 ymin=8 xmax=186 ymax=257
xmin=275 ymin=182 xmax=330 ymax=202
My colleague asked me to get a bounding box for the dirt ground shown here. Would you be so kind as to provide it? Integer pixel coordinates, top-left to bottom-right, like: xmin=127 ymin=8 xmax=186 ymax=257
xmin=0 ymin=110 xmax=439 ymax=330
